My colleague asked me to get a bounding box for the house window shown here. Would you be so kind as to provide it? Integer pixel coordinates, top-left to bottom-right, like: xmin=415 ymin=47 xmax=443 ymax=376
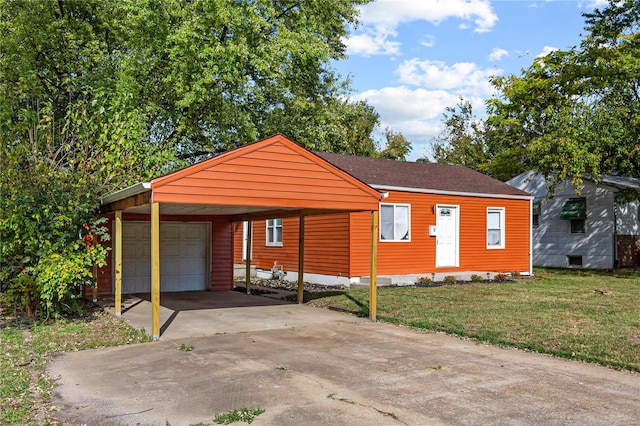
xmin=571 ymin=219 xmax=585 ymax=234
xmin=487 ymin=207 xmax=505 ymax=249
xmin=560 ymin=198 xmax=586 ymax=234
xmin=266 ymin=219 xmax=282 ymax=246
xmin=380 ymin=204 xmax=410 ymax=241
xmin=567 ymin=255 xmax=583 ymax=267
xmin=532 ymin=201 xmax=541 ymax=228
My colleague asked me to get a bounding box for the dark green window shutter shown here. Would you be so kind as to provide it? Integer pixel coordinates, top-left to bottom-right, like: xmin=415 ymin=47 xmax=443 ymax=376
xmin=560 ymin=198 xmax=586 ymax=220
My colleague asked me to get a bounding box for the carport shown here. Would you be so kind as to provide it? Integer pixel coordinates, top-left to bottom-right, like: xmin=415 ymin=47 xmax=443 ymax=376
xmin=99 ymin=135 xmax=383 ymax=339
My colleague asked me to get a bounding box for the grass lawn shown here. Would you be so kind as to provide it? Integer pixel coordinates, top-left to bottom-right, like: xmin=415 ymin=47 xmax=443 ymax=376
xmin=0 ymin=297 xmax=149 ymax=425
xmin=307 ymin=268 xmax=640 ymax=372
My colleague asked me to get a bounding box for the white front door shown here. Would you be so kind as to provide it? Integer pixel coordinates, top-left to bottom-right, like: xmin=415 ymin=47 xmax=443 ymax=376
xmin=436 ymin=205 xmax=459 ymax=267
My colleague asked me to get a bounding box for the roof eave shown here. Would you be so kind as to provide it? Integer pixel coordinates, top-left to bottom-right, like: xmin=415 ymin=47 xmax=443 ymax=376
xmin=370 ymin=184 xmax=532 ymax=200
xmin=101 ymin=182 xmax=152 ymax=206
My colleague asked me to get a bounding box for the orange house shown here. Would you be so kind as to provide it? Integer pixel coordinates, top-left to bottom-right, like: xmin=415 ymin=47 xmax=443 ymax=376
xmin=233 ymin=153 xmax=532 ymax=286
xmin=97 ymin=135 xmax=385 ymax=337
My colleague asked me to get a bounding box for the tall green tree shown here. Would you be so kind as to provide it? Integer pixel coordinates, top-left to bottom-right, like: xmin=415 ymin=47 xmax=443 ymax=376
xmin=428 ymin=98 xmax=524 ymax=181
xmin=486 ymin=0 xmax=640 ymax=189
xmin=379 ymin=128 xmax=412 ymax=161
xmin=0 ymin=0 xmax=376 ymax=315
xmin=431 ymin=99 xmax=488 ymax=170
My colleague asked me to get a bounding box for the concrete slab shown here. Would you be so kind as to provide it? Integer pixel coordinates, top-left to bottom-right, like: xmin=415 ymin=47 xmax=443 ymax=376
xmin=48 ymin=306 xmax=640 ymax=426
xmin=99 ymin=291 xmax=350 ymax=339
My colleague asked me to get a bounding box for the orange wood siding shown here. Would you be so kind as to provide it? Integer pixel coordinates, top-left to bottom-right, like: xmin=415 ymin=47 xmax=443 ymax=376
xmin=252 ymin=217 xmax=300 ymax=272
xmin=349 ymin=191 xmax=531 ymax=276
xmin=210 ymin=216 xmax=233 ymax=291
xmin=233 ymin=214 xmax=351 ymax=276
xmin=234 ymin=191 xmax=530 ymax=279
xmin=152 ymin=136 xmax=381 ymax=211
xmin=233 ymin=222 xmax=244 ymax=264
xmin=303 ymin=214 xmax=350 ymax=275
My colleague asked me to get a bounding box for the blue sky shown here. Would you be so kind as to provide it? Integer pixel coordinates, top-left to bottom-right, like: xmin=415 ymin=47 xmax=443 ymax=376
xmin=334 ymin=0 xmax=609 ymax=160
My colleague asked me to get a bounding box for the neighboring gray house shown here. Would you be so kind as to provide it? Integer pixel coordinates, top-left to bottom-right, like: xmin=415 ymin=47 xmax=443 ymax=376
xmin=508 ymin=171 xmax=640 ymax=269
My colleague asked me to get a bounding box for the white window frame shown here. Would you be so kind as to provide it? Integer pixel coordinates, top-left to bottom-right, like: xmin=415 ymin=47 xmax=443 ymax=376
xmin=379 ymin=203 xmax=411 ymax=242
xmin=242 ymin=221 xmax=252 ymax=260
xmin=266 ymin=218 xmax=283 ymax=247
xmin=487 ymin=207 xmax=505 ymax=249
xmin=532 ymin=201 xmax=541 ymax=228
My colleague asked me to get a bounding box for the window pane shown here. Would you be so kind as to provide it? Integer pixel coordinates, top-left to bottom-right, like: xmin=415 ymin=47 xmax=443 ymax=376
xmin=395 ymin=205 xmax=409 ymax=240
xmin=487 ymin=229 xmax=501 ymax=246
xmin=380 ymin=205 xmax=394 ymax=240
xmin=267 ymin=228 xmax=274 ymax=243
xmin=571 ymin=219 xmax=585 ymax=233
xmin=276 ymin=227 xmax=283 ymax=243
xmin=487 ymin=211 xmax=501 ymax=229
xmin=276 ymin=218 xmax=282 ymax=226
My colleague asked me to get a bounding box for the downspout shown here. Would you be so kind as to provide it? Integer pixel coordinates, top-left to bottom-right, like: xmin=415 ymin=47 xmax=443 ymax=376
xmin=529 ymin=197 xmax=534 ymax=276
xmin=612 ymin=202 xmax=619 ymax=270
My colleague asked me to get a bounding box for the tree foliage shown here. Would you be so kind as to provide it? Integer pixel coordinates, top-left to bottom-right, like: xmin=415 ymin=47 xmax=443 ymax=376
xmin=379 ymin=128 xmax=412 ymax=161
xmin=0 ymin=0 xmax=378 ymax=316
xmin=431 ymin=1 xmax=639 ymax=190
xmin=429 ymin=98 xmax=525 ymax=181
xmin=486 ymin=0 xmax=640 ymax=189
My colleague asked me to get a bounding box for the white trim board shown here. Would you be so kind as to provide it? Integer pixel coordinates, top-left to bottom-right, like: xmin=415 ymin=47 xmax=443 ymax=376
xmin=370 ymin=184 xmax=532 ymax=201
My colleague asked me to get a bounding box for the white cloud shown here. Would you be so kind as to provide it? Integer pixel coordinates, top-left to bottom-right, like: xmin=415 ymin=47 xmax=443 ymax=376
xmin=347 ymin=0 xmax=498 ymax=57
xmin=351 ymin=86 xmax=488 ymax=159
xmin=353 ymin=86 xmax=461 ymax=123
xmin=536 ymin=45 xmax=559 ymax=57
xmin=345 ymin=26 xmax=401 ymax=56
xmin=358 ymin=0 xmax=498 ymax=33
xmin=420 ymin=34 xmax=436 ymax=48
xmin=585 ymin=0 xmax=610 ymax=8
xmin=489 ymin=48 xmax=509 ymax=62
xmin=395 ymin=58 xmax=500 ymax=96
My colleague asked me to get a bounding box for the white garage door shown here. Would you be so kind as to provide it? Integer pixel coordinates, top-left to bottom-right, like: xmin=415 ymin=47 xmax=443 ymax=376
xmin=120 ymin=222 xmax=209 ymax=293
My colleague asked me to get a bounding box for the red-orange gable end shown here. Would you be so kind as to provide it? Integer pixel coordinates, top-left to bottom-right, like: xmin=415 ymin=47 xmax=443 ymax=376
xmin=151 ymin=135 xmax=381 ymax=211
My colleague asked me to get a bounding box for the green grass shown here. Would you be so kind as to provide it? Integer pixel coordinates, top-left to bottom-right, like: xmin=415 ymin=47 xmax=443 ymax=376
xmin=213 ymin=407 xmax=265 ymax=424
xmin=307 ymin=268 xmax=640 ymax=372
xmin=0 ymin=297 xmax=150 ymax=425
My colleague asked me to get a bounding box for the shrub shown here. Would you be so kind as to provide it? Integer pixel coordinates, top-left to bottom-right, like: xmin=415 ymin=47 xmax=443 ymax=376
xmin=5 ymin=273 xmax=40 ymax=318
xmin=470 ymin=274 xmax=484 ymax=282
xmin=416 ymin=276 xmax=432 ymax=285
xmin=493 ymin=273 xmax=510 ymax=282
xmin=4 ymin=217 xmax=110 ymax=319
xmin=443 ymin=275 xmax=457 ymax=284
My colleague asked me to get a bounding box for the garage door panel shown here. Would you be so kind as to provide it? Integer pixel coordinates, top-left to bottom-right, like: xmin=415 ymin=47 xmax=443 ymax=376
xmin=182 ymin=258 xmax=206 ymax=274
xmin=161 ymin=259 xmax=181 ymax=275
xmin=184 ymin=224 xmax=205 ymax=239
xmin=119 ymin=222 xmax=209 ymax=294
xmin=183 ymin=241 xmax=205 ymax=257
xmin=163 ymin=224 xmax=180 ymax=240
xmin=163 ymin=241 xmax=181 ymax=257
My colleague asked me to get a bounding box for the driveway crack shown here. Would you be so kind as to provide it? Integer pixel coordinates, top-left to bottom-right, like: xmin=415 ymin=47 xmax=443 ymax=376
xmin=327 ymin=393 xmax=409 ymax=425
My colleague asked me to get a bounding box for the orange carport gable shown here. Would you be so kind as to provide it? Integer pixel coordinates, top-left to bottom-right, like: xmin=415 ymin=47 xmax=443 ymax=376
xmin=151 ymin=135 xmax=382 ymax=211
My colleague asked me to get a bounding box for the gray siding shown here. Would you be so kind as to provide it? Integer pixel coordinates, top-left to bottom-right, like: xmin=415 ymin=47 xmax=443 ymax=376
xmin=617 ymin=200 xmax=640 ymax=236
xmin=508 ymin=172 xmax=616 ymax=269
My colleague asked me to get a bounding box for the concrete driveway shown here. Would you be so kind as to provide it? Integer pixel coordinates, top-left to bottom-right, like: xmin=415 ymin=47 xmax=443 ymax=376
xmin=99 ymin=290 xmax=342 ymax=339
xmin=49 ymin=293 xmax=640 ymax=425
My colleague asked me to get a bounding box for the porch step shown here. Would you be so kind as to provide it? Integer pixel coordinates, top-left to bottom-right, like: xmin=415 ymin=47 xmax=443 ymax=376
xmin=351 ymin=276 xmax=393 ymax=289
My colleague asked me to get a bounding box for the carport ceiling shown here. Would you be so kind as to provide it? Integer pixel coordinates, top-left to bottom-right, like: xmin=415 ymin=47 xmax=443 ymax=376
xmin=121 ymin=201 xmax=300 ymax=217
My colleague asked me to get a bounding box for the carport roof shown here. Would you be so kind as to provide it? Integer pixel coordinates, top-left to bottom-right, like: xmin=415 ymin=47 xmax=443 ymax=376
xmin=100 ymin=135 xmax=383 ymax=218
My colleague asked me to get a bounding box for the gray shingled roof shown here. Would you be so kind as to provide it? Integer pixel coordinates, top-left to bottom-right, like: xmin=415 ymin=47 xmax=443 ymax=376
xmin=316 ymin=152 xmax=530 ymax=197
